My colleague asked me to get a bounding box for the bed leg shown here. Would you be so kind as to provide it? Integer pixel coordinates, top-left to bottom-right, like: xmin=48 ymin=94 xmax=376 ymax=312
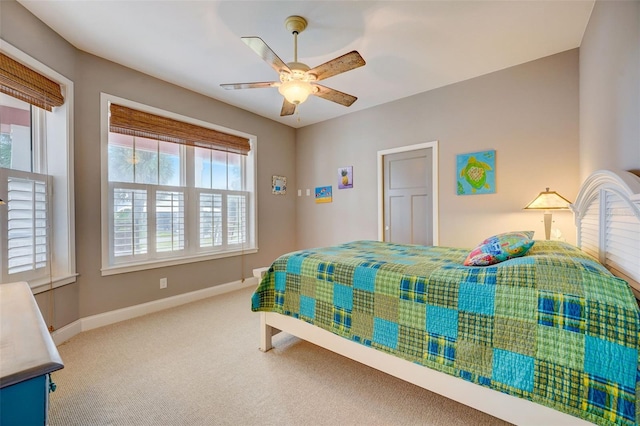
xmin=259 ymin=312 xmax=279 ymax=352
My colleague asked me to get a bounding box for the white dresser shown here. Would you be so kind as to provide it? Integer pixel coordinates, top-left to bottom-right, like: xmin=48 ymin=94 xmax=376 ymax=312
xmin=0 ymin=282 xmax=64 ymax=425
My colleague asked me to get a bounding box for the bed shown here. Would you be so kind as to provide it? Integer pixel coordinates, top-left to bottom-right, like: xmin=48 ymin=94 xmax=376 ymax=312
xmin=251 ymin=169 xmax=640 ymax=426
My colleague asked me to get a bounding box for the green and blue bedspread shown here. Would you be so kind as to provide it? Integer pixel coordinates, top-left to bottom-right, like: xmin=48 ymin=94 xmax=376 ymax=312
xmin=251 ymin=240 xmax=640 ymax=425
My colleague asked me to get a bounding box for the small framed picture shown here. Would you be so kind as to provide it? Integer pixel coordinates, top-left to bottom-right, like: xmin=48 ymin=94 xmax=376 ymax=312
xmin=315 ymin=186 xmax=332 ymax=203
xmin=338 ymin=166 xmax=353 ymax=189
xmin=272 ymin=175 xmax=286 ymax=195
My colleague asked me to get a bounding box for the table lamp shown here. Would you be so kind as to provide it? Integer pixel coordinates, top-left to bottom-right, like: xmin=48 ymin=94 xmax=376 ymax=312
xmin=524 ymin=188 xmax=571 ymax=240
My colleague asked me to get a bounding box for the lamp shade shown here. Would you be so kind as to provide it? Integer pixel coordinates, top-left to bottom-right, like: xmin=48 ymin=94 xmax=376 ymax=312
xmin=524 ymin=188 xmax=571 ymax=210
xmin=278 ymin=80 xmax=313 ymax=105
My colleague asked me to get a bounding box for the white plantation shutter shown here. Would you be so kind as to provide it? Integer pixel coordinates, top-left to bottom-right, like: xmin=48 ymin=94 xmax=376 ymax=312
xmin=8 ymin=176 xmax=48 ymax=273
xmin=227 ymin=193 xmax=247 ymax=245
xmin=199 ymin=192 xmax=222 ymax=248
xmin=112 ymin=187 xmax=148 ymax=258
xmin=1 ymin=170 xmax=51 ymax=281
xmin=109 ymin=184 xmax=252 ymax=265
xmin=156 ymin=190 xmax=184 ymax=253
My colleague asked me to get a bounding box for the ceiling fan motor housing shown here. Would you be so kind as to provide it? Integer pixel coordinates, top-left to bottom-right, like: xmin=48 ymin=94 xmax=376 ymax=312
xmin=282 ymin=62 xmax=316 ymax=81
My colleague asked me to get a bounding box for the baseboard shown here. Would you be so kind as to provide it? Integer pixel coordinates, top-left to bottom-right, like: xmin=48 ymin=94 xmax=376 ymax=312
xmin=52 ymin=319 xmax=82 ymax=346
xmin=52 ymin=277 xmax=257 ymax=345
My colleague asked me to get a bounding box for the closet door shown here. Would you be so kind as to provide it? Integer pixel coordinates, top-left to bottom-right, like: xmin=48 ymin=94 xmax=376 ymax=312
xmin=383 ymin=148 xmax=432 ymax=245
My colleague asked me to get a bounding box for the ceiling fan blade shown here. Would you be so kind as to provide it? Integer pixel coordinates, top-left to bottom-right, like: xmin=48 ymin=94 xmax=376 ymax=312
xmin=241 ymin=37 xmax=291 ymax=74
xmin=308 ymin=51 xmax=366 ymax=81
xmin=313 ymin=84 xmax=358 ymax=107
xmin=220 ymin=82 xmax=278 ymax=90
xmin=280 ymin=99 xmax=296 ymax=116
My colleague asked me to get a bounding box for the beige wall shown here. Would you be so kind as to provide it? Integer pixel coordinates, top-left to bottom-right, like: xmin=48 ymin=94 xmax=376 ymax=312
xmin=579 ymin=0 xmax=640 ymax=180
xmin=296 ymin=50 xmax=580 ymax=249
xmin=1 ymin=0 xmax=297 ymax=327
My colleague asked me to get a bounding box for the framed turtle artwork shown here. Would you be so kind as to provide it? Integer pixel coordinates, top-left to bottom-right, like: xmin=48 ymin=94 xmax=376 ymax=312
xmin=456 ymin=150 xmax=496 ymax=195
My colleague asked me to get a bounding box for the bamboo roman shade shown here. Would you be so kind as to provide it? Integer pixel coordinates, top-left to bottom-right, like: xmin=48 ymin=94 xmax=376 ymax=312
xmin=0 ymin=53 xmax=64 ymax=111
xmin=109 ymin=104 xmax=250 ymax=155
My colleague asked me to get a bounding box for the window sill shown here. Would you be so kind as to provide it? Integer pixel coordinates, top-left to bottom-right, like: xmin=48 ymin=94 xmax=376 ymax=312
xmin=101 ymin=248 xmax=258 ymax=276
xmin=31 ymin=273 xmax=79 ymax=294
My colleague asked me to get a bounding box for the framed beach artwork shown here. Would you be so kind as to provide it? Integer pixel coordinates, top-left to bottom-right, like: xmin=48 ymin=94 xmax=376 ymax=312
xmin=338 ymin=166 xmax=353 ymax=189
xmin=315 ymin=186 xmax=332 ymax=203
xmin=456 ymin=150 xmax=496 ymax=195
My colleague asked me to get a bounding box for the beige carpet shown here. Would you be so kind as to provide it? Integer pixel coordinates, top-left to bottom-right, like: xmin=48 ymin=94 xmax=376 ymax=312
xmin=49 ymin=286 xmax=510 ymax=426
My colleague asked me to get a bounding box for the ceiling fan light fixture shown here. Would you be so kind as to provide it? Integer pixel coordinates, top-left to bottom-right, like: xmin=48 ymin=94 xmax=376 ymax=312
xmin=222 ymin=14 xmax=365 ymax=116
xmin=278 ymin=79 xmax=314 ymax=105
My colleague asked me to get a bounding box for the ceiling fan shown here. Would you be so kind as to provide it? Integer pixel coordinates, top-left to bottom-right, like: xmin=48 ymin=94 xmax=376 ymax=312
xmin=220 ymin=15 xmax=366 ymax=117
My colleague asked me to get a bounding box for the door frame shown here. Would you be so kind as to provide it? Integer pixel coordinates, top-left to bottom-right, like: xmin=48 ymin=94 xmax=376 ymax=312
xmin=377 ymin=141 xmax=439 ymax=245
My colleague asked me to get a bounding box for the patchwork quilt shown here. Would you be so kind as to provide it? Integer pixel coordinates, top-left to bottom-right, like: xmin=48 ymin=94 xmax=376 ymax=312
xmin=251 ymin=240 xmax=640 ymax=425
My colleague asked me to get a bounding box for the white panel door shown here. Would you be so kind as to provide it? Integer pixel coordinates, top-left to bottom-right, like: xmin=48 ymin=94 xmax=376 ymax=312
xmin=383 ymin=149 xmax=432 ymax=245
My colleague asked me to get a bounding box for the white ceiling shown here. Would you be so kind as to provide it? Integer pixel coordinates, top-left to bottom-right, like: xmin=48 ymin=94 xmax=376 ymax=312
xmin=18 ymin=1 xmax=594 ymax=129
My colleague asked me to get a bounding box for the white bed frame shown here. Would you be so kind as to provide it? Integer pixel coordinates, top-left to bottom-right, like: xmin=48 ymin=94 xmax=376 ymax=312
xmin=258 ymin=169 xmax=640 ymax=426
xmin=571 ymin=169 xmax=640 ymax=297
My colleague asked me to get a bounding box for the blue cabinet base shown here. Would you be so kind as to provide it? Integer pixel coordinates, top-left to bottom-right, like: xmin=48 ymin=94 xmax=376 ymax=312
xmin=0 ymin=373 xmax=48 ymax=425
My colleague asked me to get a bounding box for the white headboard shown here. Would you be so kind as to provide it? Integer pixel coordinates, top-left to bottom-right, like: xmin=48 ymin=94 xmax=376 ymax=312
xmin=572 ymin=169 xmax=640 ymax=298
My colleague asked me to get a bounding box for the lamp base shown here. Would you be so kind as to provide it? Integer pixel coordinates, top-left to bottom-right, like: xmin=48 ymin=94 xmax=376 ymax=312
xmin=543 ymin=212 xmax=552 ymax=240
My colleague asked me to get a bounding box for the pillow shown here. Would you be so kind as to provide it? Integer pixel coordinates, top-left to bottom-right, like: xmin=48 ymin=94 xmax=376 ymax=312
xmin=463 ymin=231 xmax=535 ymax=266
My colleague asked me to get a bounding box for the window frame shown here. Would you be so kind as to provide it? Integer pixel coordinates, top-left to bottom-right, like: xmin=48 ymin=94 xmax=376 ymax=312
xmin=100 ymin=93 xmax=257 ymax=276
xmin=0 ymin=40 xmax=76 ymax=293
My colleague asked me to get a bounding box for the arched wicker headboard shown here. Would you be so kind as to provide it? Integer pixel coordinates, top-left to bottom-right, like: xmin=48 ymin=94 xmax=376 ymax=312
xmin=572 ymin=169 xmax=640 ymax=297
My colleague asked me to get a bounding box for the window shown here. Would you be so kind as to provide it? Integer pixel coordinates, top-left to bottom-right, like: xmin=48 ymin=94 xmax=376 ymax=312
xmin=101 ymin=95 xmax=256 ymax=274
xmin=0 ymin=44 xmax=75 ymax=291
